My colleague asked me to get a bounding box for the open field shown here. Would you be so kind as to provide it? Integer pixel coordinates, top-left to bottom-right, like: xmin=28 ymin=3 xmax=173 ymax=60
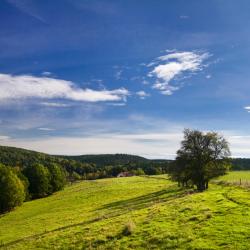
xmin=0 ymin=175 xmax=249 ymax=250
xmin=216 ymin=171 xmax=250 ymax=187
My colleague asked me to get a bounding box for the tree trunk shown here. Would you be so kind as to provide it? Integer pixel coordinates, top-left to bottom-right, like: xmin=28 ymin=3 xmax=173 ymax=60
xmin=197 ymin=181 xmax=206 ymax=191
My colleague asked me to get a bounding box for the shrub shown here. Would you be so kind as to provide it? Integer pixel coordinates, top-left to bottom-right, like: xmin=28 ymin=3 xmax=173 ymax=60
xmin=0 ymin=164 xmax=25 ymax=213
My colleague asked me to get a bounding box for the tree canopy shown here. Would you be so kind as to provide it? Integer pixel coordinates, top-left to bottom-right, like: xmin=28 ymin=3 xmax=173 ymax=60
xmin=0 ymin=164 xmax=25 ymax=213
xmin=169 ymin=129 xmax=231 ymax=191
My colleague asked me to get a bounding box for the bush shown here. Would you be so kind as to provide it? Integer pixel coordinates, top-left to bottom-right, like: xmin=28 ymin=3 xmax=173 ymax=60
xmin=0 ymin=164 xmax=25 ymax=213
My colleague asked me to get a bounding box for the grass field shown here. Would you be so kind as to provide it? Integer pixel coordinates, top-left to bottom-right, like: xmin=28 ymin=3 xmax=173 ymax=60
xmin=216 ymin=171 xmax=250 ymax=187
xmin=0 ymin=174 xmax=249 ymax=249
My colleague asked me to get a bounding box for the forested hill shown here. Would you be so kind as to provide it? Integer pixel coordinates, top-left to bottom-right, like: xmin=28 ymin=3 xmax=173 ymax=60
xmin=62 ymin=154 xmax=152 ymax=167
xmin=0 ymin=146 xmax=159 ymax=167
xmin=231 ymin=158 xmax=250 ymax=170
xmin=0 ymin=145 xmax=61 ymax=167
xmin=0 ymin=146 xmax=171 ymax=179
xmin=0 ymin=145 xmax=250 ymax=170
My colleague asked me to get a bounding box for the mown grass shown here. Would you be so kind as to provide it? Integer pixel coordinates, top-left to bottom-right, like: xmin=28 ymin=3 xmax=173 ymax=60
xmin=0 ymin=175 xmax=249 ymax=249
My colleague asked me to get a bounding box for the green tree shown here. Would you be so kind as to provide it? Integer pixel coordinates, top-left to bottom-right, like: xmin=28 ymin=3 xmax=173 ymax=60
xmin=0 ymin=164 xmax=25 ymax=213
xmin=23 ymin=164 xmax=50 ymax=198
xmin=170 ymin=129 xmax=231 ymax=191
xmin=47 ymin=164 xmax=66 ymax=193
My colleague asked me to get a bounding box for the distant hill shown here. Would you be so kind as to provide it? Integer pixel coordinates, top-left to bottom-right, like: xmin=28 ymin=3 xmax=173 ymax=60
xmin=0 ymin=145 xmax=61 ymax=168
xmin=0 ymin=146 xmax=171 ymax=179
xmin=231 ymin=158 xmax=250 ymax=170
xmin=0 ymin=145 xmax=249 ymax=171
xmin=62 ymin=154 xmax=152 ymax=167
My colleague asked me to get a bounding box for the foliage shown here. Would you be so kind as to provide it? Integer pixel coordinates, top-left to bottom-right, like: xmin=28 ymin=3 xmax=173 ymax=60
xmin=0 ymin=146 xmax=170 ymax=181
xmin=23 ymin=164 xmax=51 ymax=198
xmin=169 ymin=129 xmax=231 ymax=191
xmin=47 ymin=164 xmax=66 ymax=193
xmin=231 ymin=158 xmax=250 ymax=170
xmin=0 ymin=164 xmax=25 ymax=213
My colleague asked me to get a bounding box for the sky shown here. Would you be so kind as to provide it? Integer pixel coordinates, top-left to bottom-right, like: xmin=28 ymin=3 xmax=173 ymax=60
xmin=1 ymin=0 xmax=250 ymax=158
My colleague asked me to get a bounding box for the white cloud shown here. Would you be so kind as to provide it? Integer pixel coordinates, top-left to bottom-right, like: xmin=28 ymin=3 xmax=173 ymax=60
xmin=0 ymin=73 xmax=129 ymax=103
xmin=40 ymin=102 xmax=71 ymax=108
xmin=114 ymin=70 xmax=122 ymax=80
xmin=148 ymin=51 xmax=210 ymax=95
xmin=38 ymin=127 xmax=55 ymax=131
xmin=41 ymin=71 xmax=52 ymax=76
xmin=107 ymin=102 xmax=126 ymax=106
xmin=136 ymin=90 xmax=150 ymax=99
xmin=206 ymin=74 xmax=212 ymax=79
xmin=244 ymin=106 xmax=250 ymax=113
xmin=0 ymin=135 xmax=10 ymax=140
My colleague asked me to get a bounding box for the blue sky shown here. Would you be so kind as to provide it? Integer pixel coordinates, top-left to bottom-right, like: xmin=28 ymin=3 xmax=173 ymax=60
xmin=1 ymin=0 xmax=250 ymax=158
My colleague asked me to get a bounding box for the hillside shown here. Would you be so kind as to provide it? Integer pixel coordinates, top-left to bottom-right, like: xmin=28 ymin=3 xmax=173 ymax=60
xmin=0 ymin=173 xmax=249 ymax=249
xmin=62 ymin=153 xmax=151 ymax=167
xmin=0 ymin=145 xmax=167 ymax=167
xmin=0 ymin=146 xmax=60 ymax=168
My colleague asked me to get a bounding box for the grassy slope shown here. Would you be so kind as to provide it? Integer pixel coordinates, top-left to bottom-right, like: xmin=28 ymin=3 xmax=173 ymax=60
xmin=0 ymin=174 xmax=249 ymax=250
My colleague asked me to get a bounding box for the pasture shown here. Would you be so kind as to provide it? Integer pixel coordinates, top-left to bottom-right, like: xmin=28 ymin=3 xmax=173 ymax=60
xmin=0 ymin=174 xmax=249 ymax=249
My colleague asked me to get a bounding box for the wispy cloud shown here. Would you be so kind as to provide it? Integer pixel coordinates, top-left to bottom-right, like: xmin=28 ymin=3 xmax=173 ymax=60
xmin=107 ymin=102 xmax=126 ymax=106
xmin=244 ymin=106 xmax=250 ymax=112
xmin=38 ymin=127 xmax=55 ymax=131
xmin=41 ymin=72 xmax=53 ymax=76
xmin=40 ymin=102 xmax=71 ymax=108
xmin=114 ymin=70 xmax=123 ymax=80
xmin=0 ymin=135 xmax=10 ymax=140
xmin=0 ymin=73 xmax=129 ymax=103
xmin=136 ymin=90 xmax=150 ymax=99
xmin=7 ymin=0 xmax=46 ymax=23
xmin=148 ymin=51 xmax=210 ymax=95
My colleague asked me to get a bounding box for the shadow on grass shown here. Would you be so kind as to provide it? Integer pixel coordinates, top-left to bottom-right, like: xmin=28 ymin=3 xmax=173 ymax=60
xmin=97 ymin=185 xmax=190 ymax=213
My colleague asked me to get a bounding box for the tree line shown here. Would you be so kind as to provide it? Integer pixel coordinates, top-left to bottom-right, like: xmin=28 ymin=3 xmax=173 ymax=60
xmin=0 ymin=163 xmax=66 ymax=213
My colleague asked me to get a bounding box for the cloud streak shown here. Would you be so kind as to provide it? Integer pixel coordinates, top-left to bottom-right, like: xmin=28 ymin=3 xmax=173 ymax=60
xmin=148 ymin=51 xmax=210 ymax=95
xmin=136 ymin=90 xmax=150 ymax=99
xmin=0 ymin=73 xmax=129 ymax=103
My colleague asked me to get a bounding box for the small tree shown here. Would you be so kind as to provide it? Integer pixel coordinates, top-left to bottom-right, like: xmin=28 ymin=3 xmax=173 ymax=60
xmin=0 ymin=164 xmax=25 ymax=213
xmin=47 ymin=163 xmax=66 ymax=193
xmin=23 ymin=164 xmax=50 ymax=198
xmin=169 ymin=129 xmax=231 ymax=191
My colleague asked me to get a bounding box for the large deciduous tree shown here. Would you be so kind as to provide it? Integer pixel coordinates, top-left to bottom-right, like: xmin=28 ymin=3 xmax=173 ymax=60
xmin=169 ymin=129 xmax=231 ymax=191
xmin=0 ymin=164 xmax=25 ymax=213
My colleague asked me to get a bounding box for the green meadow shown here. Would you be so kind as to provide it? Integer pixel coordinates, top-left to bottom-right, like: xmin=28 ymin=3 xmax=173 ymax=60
xmin=216 ymin=171 xmax=250 ymax=186
xmin=0 ymin=173 xmax=249 ymax=250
